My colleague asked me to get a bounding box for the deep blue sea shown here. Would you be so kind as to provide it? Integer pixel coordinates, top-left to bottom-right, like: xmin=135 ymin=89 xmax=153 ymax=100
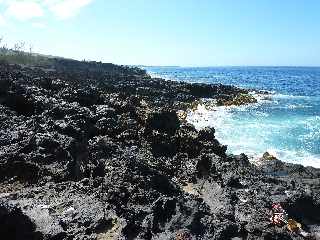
xmin=145 ymin=66 xmax=320 ymax=168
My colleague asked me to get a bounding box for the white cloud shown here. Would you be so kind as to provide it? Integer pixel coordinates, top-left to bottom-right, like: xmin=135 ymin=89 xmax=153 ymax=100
xmin=5 ymin=1 xmax=44 ymax=21
xmin=44 ymin=0 xmax=93 ymax=19
xmin=1 ymin=0 xmax=94 ymax=22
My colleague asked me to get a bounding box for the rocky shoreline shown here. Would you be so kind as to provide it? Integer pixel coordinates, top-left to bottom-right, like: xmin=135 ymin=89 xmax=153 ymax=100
xmin=0 ymin=59 xmax=319 ymax=240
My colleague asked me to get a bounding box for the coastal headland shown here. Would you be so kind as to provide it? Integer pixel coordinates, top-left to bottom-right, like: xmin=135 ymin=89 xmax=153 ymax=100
xmin=0 ymin=59 xmax=319 ymax=239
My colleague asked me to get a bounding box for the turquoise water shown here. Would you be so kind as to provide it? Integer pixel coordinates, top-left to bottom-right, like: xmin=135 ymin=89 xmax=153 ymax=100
xmin=145 ymin=67 xmax=320 ymax=168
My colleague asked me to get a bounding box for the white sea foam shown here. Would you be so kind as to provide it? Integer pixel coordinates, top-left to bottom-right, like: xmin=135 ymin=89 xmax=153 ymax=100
xmin=146 ymin=67 xmax=320 ymax=168
xmin=187 ymin=101 xmax=320 ymax=168
xmin=272 ymin=93 xmax=320 ymax=101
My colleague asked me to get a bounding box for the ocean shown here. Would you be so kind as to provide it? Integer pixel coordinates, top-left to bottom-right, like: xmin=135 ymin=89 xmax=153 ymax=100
xmin=144 ymin=66 xmax=320 ymax=168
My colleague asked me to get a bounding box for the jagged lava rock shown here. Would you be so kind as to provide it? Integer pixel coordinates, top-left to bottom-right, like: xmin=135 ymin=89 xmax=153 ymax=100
xmin=0 ymin=60 xmax=319 ymax=240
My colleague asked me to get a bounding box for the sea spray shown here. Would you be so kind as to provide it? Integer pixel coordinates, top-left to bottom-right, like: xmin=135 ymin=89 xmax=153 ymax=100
xmin=146 ymin=66 xmax=320 ymax=168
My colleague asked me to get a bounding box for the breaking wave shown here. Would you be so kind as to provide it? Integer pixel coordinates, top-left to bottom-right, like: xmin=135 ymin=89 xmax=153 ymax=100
xmin=146 ymin=66 xmax=320 ymax=168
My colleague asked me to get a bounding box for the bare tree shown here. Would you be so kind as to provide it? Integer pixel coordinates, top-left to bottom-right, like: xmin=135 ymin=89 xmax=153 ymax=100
xmin=0 ymin=37 xmax=3 ymax=50
xmin=29 ymin=43 xmax=33 ymax=56
xmin=2 ymin=44 xmax=8 ymax=54
xmin=0 ymin=37 xmax=8 ymax=54
xmin=13 ymin=41 xmax=26 ymax=53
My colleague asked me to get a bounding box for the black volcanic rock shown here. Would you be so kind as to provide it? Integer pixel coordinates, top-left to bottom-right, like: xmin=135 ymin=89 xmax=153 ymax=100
xmin=0 ymin=59 xmax=319 ymax=240
xmin=145 ymin=111 xmax=180 ymax=135
xmin=0 ymin=205 xmax=44 ymax=240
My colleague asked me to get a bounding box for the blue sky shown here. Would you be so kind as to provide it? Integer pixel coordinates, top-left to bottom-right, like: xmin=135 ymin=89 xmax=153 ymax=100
xmin=0 ymin=0 xmax=319 ymax=66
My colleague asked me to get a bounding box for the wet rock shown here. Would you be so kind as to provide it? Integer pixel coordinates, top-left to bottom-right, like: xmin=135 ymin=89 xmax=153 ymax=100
xmin=217 ymin=93 xmax=257 ymax=106
xmin=262 ymin=151 xmax=278 ymax=161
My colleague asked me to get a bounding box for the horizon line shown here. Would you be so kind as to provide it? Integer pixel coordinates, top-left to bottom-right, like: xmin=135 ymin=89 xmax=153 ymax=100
xmin=134 ymin=64 xmax=320 ymax=68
